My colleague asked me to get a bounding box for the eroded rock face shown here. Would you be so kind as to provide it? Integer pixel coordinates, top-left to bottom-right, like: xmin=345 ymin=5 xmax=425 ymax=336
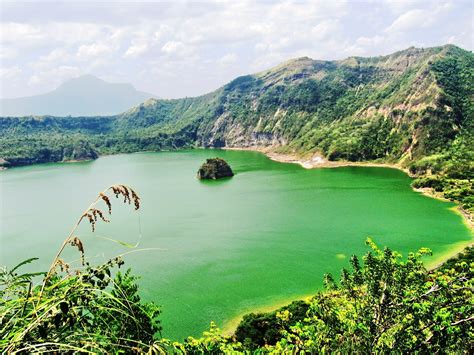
xmin=197 ymin=158 xmax=234 ymax=180
xmin=66 ymin=141 xmax=99 ymax=161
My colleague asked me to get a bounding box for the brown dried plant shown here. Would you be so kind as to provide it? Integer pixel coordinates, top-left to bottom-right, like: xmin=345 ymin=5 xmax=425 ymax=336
xmin=38 ymin=184 xmax=140 ymax=301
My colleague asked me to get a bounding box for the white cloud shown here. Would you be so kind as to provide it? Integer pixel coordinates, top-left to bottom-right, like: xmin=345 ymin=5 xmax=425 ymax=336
xmin=385 ymin=2 xmax=455 ymax=33
xmin=0 ymin=22 xmax=43 ymax=43
xmin=122 ymin=30 xmax=149 ymax=58
xmin=48 ymin=23 xmax=105 ymax=45
xmin=44 ymin=49 xmax=68 ymax=62
xmin=356 ymin=35 xmax=385 ymax=47
xmin=124 ymin=42 xmax=148 ymax=58
xmin=153 ymin=25 xmax=172 ymax=42
xmin=383 ymin=0 xmax=434 ymax=14
xmin=28 ymin=65 xmax=81 ymax=88
xmin=217 ymin=53 xmax=237 ymax=66
xmin=28 ymin=49 xmax=71 ymax=72
xmin=385 ymin=9 xmax=428 ymax=32
xmin=77 ymin=43 xmax=113 ymax=58
xmin=310 ymin=20 xmax=341 ymax=41
xmin=161 ymin=41 xmax=194 ymax=57
xmin=0 ymin=0 xmax=472 ymax=98
xmin=0 ymin=66 xmax=22 ymax=79
xmin=0 ymin=45 xmax=18 ymax=59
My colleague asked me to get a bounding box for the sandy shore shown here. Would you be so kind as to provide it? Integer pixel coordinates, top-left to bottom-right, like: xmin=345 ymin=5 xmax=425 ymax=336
xmin=225 ymin=146 xmax=406 ymax=171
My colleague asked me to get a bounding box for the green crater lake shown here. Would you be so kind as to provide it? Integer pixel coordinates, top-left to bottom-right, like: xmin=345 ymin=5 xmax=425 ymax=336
xmin=1 ymin=150 xmax=471 ymax=340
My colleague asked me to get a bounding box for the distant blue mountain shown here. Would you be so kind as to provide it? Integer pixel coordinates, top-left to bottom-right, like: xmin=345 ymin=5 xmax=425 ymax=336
xmin=0 ymin=75 xmax=156 ymax=116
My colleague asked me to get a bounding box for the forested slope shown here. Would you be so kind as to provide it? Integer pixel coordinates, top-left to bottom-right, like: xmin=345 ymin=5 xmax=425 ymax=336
xmin=1 ymin=44 xmax=472 ymax=209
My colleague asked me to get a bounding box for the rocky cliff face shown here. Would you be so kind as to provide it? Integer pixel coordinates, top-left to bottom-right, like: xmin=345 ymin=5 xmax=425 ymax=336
xmin=64 ymin=141 xmax=99 ymax=161
xmin=182 ymin=45 xmax=471 ymax=164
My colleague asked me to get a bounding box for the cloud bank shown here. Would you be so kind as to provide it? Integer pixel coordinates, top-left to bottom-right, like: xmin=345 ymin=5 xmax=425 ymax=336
xmin=1 ymin=0 xmax=472 ymax=98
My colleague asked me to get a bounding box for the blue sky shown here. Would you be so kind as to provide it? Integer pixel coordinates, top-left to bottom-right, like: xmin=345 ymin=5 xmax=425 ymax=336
xmin=1 ymin=0 xmax=472 ymax=99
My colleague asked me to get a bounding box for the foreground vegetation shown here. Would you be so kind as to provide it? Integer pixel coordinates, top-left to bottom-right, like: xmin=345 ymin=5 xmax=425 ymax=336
xmin=1 ymin=186 xmax=472 ymax=353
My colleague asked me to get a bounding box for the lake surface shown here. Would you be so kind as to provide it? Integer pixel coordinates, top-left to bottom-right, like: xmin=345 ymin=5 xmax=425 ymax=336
xmin=1 ymin=150 xmax=471 ymax=340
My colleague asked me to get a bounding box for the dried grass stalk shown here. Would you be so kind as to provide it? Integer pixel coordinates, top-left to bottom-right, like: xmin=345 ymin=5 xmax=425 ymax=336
xmin=38 ymin=184 xmax=140 ymax=302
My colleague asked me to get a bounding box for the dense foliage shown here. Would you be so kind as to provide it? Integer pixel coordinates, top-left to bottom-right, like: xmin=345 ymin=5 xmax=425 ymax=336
xmin=180 ymin=242 xmax=473 ymax=353
xmin=0 ymin=258 xmax=162 ymax=353
xmin=2 ymin=240 xmax=472 ymax=353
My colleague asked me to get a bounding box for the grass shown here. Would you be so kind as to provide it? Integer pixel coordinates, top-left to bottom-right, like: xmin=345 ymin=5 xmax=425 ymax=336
xmin=0 ymin=185 xmax=164 ymax=353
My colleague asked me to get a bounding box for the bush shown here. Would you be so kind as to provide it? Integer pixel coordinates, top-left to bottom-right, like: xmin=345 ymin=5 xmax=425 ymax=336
xmin=411 ymin=177 xmax=445 ymax=191
xmin=0 ymin=185 xmax=163 ymax=353
xmin=234 ymin=300 xmax=309 ymax=348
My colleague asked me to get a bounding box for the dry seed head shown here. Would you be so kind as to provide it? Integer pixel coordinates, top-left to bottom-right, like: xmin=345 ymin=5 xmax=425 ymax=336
xmin=119 ymin=185 xmax=131 ymax=204
xmin=130 ymin=187 xmax=141 ymax=210
xmin=96 ymin=209 xmax=110 ymax=222
xmin=110 ymin=184 xmax=140 ymax=210
xmin=52 ymin=185 xmax=140 ymax=273
xmin=82 ymin=185 xmax=140 ymax=233
xmin=112 ymin=186 xmax=120 ymax=199
xmin=55 ymin=258 xmax=70 ymax=274
xmin=83 ymin=212 xmax=96 ymax=232
xmin=91 ymin=208 xmax=110 ymax=223
xmin=100 ymin=193 xmax=112 ymax=214
xmin=69 ymin=236 xmax=85 ymax=265
xmin=40 ymin=185 xmax=141 ymax=306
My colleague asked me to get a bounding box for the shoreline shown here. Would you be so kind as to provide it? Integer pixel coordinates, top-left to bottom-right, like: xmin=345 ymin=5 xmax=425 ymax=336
xmin=0 ymin=158 xmax=96 ymax=171
xmin=221 ymin=235 xmax=473 ymax=336
xmin=221 ymin=294 xmax=314 ymax=336
xmin=224 ymin=146 xmax=408 ymax=171
xmin=224 ymin=146 xmax=472 ymax=229
xmin=220 ymin=145 xmax=473 ymax=336
xmin=60 ymin=158 xmax=96 ymax=164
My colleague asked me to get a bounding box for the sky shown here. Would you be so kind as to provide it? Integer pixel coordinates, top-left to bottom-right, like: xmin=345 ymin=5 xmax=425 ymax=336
xmin=0 ymin=0 xmax=472 ymax=99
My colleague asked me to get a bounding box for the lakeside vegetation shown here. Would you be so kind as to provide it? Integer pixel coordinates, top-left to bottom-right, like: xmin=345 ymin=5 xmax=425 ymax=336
xmin=1 ymin=186 xmax=472 ymax=353
xmin=1 ymin=45 xmax=472 ymax=212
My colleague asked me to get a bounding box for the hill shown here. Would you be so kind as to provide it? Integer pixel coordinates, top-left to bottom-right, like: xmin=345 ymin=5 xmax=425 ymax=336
xmin=0 ymin=44 xmax=472 ymax=210
xmin=0 ymin=75 xmax=155 ymax=116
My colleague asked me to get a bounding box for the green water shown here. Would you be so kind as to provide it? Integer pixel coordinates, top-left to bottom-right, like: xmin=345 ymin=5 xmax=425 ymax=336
xmin=1 ymin=150 xmax=471 ymax=340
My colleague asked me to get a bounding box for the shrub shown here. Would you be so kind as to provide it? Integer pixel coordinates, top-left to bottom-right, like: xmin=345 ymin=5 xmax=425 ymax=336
xmin=411 ymin=177 xmax=445 ymax=191
xmin=0 ymin=185 xmax=163 ymax=353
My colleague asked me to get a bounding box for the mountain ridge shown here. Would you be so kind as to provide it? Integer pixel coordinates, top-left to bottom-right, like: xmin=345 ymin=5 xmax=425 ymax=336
xmin=1 ymin=44 xmax=472 ymax=211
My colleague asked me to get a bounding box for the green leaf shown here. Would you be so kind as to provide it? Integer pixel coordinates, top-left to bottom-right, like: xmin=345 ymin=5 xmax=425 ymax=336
xmin=10 ymin=257 xmax=39 ymax=274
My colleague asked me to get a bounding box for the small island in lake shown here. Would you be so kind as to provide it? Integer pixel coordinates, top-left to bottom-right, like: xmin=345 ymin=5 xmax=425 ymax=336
xmin=197 ymin=158 xmax=234 ymax=180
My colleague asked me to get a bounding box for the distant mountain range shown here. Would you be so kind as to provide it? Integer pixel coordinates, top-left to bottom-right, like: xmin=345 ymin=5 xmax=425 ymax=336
xmin=0 ymin=75 xmax=155 ymax=116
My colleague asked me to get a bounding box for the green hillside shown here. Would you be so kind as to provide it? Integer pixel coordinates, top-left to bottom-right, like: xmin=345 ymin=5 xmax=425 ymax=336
xmin=1 ymin=44 xmax=472 ymax=210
